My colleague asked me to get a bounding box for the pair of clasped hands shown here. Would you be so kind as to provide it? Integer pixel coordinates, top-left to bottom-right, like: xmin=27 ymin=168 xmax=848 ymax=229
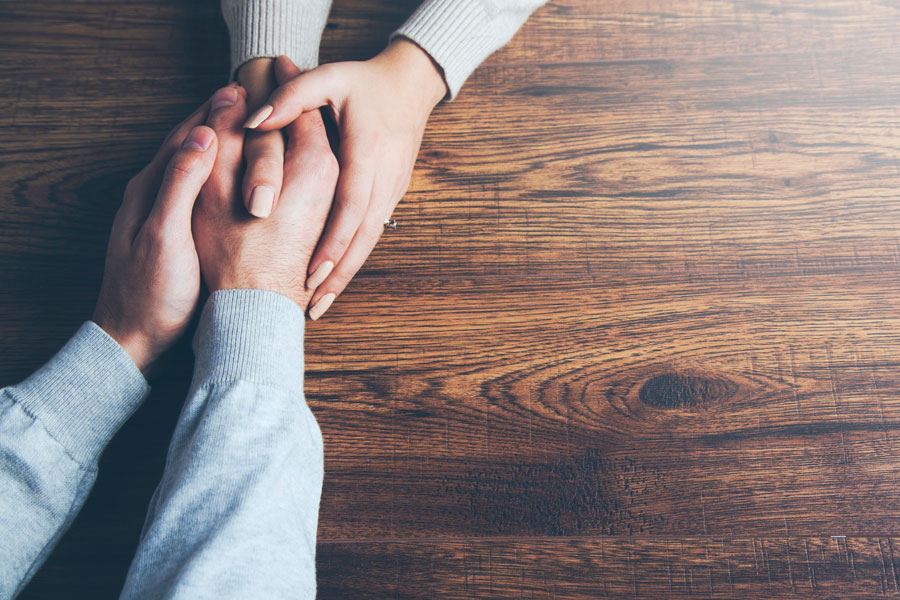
xmin=92 ymin=42 xmax=447 ymax=373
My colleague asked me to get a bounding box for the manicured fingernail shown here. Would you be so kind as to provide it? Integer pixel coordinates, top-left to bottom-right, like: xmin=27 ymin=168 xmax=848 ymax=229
xmin=248 ymin=186 xmax=275 ymax=218
xmin=182 ymin=127 xmax=213 ymax=151
xmin=309 ymin=293 xmax=336 ymax=321
xmin=306 ymin=260 xmax=334 ymax=289
xmin=244 ymin=104 xmax=273 ymax=129
xmin=210 ymin=87 xmax=238 ymax=111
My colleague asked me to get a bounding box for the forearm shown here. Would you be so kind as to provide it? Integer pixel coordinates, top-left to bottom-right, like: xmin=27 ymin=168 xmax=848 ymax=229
xmin=393 ymin=0 xmax=549 ymax=99
xmin=121 ymin=290 xmax=323 ymax=598
xmin=0 ymin=323 xmax=148 ymax=598
xmin=221 ymin=0 xmax=334 ymax=77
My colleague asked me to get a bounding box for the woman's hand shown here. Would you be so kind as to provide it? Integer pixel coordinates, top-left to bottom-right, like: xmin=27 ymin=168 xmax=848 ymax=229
xmin=93 ymin=95 xmax=222 ymax=372
xmin=244 ymin=40 xmax=447 ymax=320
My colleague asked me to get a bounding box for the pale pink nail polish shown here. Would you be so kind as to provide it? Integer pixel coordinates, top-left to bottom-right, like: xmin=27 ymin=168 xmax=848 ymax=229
xmin=244 ymin=104 xmax=273 ymax=129
xmin=309 ymin=293 xmax=336 ymax=321
xmin=248 ymin=186 xmax=275 ymax=218
xmin=306 ymin=260 xmax=334 ymax=289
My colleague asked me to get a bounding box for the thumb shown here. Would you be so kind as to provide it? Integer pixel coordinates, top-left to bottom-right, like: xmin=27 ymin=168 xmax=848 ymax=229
xmin=146 ymin=126 xmax=217 ymax=230
xmin=244 ymin=62 xmax=344 ymax=131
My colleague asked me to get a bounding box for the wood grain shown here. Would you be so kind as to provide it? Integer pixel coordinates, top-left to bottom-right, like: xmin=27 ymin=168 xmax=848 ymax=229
xmin=318 ymin=537 xmax=900 ymax=599
xmin=4 ymin=0 xmax=900 ymax=598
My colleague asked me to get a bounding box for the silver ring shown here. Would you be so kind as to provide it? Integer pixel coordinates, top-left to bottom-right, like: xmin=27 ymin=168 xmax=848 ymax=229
xmin=383 ymin=218 xmax=397 ymax=229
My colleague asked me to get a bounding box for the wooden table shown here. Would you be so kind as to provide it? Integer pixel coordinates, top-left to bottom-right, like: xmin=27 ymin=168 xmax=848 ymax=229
xmin=3 ymin=0 xmax=900 ymax=597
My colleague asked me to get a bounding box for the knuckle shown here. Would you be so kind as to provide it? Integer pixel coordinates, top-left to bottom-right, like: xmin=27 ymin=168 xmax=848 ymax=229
xmin=319 ymin=150 xmax=340 ymax=179
xmin=314 ymin=262 xmax=348 ymax=290
xmin=331 ymin=264 xmax=361 ymax=290
xmin=205 ymin=111 xmax=234 ymax=133
xmin=310 ymin=64 xmax=339 ymax=93
xmin=250 ymin=154 xmax=284 ymax=175
xmin=205 ymin=103 xmax=229 ymax=124
xmin=165 ymin=152 xmax=201 ymax=180
xmin=327 ymin=276 xmax=352 ymax=295
xmin=362 ymin=219 xmax=385 ymax=241
xmin=142 ymin=222 xmax=169 ymax=247
xmin=307 ymin=149 xmax=339 ymax=185
xmin=296 ymin=109 xmax=326 ymax=132
xmin=124 ymin=175 xmax=142 ymax=197
xmin=330 ymin=229 xmax=356 ymax=253
xmin=340 ymin=192 xmax=369 ymax=218
xmin=248 ymin=130 xmax=283 ymax=152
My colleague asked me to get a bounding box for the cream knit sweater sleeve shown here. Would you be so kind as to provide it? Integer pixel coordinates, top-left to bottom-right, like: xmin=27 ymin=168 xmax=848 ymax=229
xmin=221 ymin=0 xmax=333 ymax=73
xmin=392 ymin=0 xmax=547 ymax=98
xmin=222 ymin=0 xmax=546 ymax=99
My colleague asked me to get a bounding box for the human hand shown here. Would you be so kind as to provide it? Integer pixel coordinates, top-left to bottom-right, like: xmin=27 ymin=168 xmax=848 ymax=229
xmin=193 ymin=61 xmax=339 ymax=309
xmin=244 ymin=40 xmax=448 ymax=319
xmin=93 ymin=98 xmax=221 ymax=372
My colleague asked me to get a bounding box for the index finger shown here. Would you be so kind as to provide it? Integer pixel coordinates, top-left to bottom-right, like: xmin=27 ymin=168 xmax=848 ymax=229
xmin=244 ymin=63 xmax=344 ymax=132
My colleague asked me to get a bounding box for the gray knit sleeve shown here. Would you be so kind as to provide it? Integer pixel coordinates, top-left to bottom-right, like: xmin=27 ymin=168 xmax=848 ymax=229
xmin=0 ymin=322 xmax=149 ymax=598
xmin=121 ymin=290 xmax=322 ymax=598
xmin=392 ymin=0 xmax=548 ymax=99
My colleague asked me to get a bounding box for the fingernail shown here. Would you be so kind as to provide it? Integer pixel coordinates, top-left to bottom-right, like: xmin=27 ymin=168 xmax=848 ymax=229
xmin=306 ymin=260 xmax=334 ymax=289
xmin=248 ymin=186 xmax=275 ymax=218
xmin=244 ymin=104 xmax=273 ymax=129
xmin=210 ymin=87 xmax=238 ymax=111
xmin=182 ymin=127 xmax=213 ymax=151
xmin=309 ymin=293 xmax=336 ymax=321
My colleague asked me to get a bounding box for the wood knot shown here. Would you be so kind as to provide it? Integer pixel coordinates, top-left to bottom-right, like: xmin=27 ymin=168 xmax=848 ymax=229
xmin=638 ymin=372 xmax=733 ymax=409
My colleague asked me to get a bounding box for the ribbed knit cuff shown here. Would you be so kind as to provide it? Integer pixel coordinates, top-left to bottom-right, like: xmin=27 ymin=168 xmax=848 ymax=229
xmin=221 ymin=0 xmax=333 ymax=76
xmin=7 ymin=322 xmax=149 ymax=467
xmin=391 ymin=0 xmax=519 ymax=99
xmin=192 ymin=289 xmax=305 ymax=393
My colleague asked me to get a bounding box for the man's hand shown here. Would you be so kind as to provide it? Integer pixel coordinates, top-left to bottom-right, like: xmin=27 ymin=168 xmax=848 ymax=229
xmin=193 ymin=61 xmax=339 ymax=310
xmin=236 ymin=58 xmax=285 ymax=218
xmin=93 ymin=93 xmax=225 ymax=372
xmin=244 ymin=41 xmax=448 ymax=319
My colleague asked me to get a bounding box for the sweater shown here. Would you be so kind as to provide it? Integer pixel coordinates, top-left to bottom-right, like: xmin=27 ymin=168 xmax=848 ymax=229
xmin=220 ymin=0 xmax=548 ymax=98
xmin=0 ymin=290 xmax=323 ymax=598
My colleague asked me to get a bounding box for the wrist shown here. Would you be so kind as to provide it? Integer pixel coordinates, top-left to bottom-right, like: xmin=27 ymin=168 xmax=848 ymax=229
xmin=114 ymin=333 xmax=155 ymax=375
xmin=376 ymin=38 xmax=448 ymax=112
xmin=207 ymin=277 xmax=312 ymax=313
xmin=237 ymin=58 xmax=278 ymax=112
xmin=195 ymin=290 xmax=306 ymax=388
xmin=91 ymin=317 xmax=155 ymax=374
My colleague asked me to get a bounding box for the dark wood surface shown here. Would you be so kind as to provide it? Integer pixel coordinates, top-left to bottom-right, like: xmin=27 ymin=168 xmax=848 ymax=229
xmin=3 ymin=0 xmax=900 ymax=597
